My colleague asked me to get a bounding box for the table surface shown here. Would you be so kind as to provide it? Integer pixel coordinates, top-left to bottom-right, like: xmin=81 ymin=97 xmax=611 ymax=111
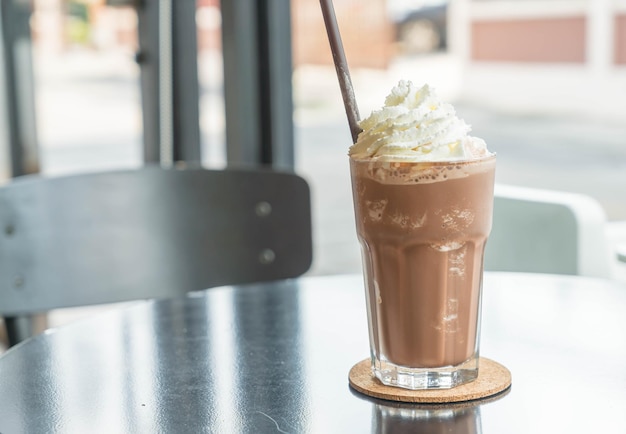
xmin=1 ymin=273 xmax=626 ymax=433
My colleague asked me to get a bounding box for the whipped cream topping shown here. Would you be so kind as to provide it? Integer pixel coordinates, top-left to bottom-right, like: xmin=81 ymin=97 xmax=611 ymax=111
xmin=349 ymin=80 xmax=491 ymax=162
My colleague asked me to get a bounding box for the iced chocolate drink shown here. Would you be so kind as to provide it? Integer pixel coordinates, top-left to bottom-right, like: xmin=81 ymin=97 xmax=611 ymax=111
xmin=349 ymin=81 xmax=495 ymax=389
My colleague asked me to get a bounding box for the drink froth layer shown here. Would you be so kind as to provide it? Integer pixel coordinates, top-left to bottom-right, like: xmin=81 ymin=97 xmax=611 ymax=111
xmin=353 ymin=156 xmax=496 ymax=185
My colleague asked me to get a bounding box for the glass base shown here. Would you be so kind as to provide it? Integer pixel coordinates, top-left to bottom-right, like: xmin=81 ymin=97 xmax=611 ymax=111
xmin=372 ymin=355 xmax=479 ymax=390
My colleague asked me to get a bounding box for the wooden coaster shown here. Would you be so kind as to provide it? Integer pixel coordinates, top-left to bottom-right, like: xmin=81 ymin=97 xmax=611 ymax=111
xmin=349 ymin=357 xmax=511 ymax=404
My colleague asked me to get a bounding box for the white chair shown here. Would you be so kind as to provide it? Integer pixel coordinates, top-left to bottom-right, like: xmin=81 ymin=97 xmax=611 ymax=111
xmin=606 ymin=220 xmax=626 ymax=281
xmin=485 ymin=184 xmax=616 ymax=279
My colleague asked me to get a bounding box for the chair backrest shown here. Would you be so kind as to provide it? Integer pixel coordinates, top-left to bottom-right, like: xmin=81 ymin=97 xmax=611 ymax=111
xmin=0 ymin=166 xmax=312 ymax=315
xmin=484 ymin=184 xmax=613 ymax=278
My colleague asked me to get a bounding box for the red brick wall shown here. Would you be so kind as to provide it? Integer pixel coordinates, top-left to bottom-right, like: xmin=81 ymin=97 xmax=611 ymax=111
xmin=615 ymin=14 xmax=626 ymax=64
xmin=471 ymin=17 xmax=586 ymax=63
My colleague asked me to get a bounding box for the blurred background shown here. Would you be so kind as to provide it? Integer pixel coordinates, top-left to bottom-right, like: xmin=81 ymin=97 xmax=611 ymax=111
xmin=1 ymin=0 xmax=625 ymax=277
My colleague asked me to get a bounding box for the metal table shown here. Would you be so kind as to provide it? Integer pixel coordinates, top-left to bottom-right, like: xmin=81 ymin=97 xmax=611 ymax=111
xmin=1 ymin=273 xmax=625 ymax=433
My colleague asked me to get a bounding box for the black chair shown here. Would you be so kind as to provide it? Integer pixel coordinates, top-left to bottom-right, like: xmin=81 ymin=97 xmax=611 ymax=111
xmin=0 ymin=165 xmax=312 ymax=346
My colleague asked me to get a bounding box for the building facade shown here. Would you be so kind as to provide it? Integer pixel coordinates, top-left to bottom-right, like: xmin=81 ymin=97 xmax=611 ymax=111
xmin=449 ymin=0 xmax=626 ymax=121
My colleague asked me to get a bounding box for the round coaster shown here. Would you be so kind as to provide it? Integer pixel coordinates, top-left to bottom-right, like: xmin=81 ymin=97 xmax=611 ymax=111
xmin=349 ymin=357 xmax=511 ymax=403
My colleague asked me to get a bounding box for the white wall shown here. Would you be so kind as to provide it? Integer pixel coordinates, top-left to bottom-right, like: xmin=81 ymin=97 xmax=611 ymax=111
xmin=448 ymin=0 xmax=626 ymax=122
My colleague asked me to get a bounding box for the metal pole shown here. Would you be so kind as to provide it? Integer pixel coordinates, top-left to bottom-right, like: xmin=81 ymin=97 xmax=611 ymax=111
xmin=221 ymin=0 xmax=295 ymax=169
xmin=258 ymin=0 xmax=295 ymax=168
xmin=135 ymin=0 xmax=201 ymax=165
xmin=136 ymin=0 xmax=161 ymax=163
xmin=171 ymin=0 xmax=201 ymax=164
xmin=0 ymin=0 xmax=39 ymax=177
xmin=158 ymin=0 xmax=174 ymax=167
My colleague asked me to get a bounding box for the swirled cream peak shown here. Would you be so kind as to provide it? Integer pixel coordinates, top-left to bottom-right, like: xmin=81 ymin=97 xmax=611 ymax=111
xmin=349 ymin=80 xmax=490 ymax=162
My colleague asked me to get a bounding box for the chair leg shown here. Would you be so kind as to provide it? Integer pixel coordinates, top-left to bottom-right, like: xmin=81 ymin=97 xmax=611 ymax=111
xmin=4 ymin=314 xmax=47 ymax=347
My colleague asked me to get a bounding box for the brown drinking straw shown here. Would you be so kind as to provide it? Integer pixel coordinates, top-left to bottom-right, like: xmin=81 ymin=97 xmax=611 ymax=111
xmin=319 ymin=0 xmax=362 ymax=144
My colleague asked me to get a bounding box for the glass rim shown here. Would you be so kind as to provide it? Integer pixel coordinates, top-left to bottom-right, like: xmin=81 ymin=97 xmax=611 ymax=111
xmin=349 ymin=153 xmax=496 ymax=167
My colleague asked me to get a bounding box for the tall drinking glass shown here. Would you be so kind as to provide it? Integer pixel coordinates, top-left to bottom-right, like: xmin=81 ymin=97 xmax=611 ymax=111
xmin=350 ymin=155 xmax=496 ymax=389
